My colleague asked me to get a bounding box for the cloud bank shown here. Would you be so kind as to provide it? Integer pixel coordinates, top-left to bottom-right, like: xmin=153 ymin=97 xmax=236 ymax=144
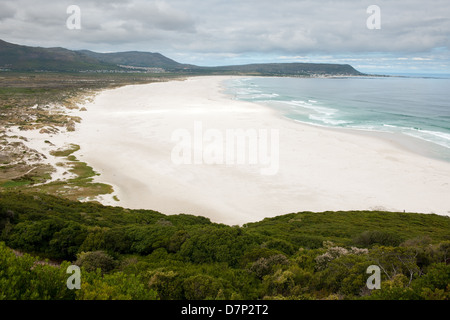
xmin=0 ymin=0 xmax=449 ymax=72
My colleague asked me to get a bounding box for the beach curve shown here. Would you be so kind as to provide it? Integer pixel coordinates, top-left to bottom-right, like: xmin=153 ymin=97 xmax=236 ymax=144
xmin=69 ymin=76 xmax=450 ymax=225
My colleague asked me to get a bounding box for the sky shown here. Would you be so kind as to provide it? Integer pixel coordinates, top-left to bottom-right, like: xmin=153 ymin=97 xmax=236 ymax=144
xmin=0 ymin=0 xmax=449 ymax=74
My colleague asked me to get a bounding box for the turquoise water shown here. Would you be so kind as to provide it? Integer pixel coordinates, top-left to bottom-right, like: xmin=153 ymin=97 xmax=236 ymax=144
xmin=224 ymin=76 xmax=450 ymax=162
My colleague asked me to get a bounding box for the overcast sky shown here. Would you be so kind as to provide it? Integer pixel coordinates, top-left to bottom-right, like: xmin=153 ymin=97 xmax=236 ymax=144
xmin=1 ymin=0 xmax=449 ymax=73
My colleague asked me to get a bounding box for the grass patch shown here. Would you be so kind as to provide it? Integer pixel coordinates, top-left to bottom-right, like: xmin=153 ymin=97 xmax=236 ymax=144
xmin=67 ymin=155 xmax=77 ymax=161
xmin=26 ymin=180 xmax=113 ymax=201
xmin=1 ymin=180 xmax=32 ymax=188
xmin=68 ymin=161 xmax=98 ymax=182
xmin=50 ymin=144 xmax=80 ymax=157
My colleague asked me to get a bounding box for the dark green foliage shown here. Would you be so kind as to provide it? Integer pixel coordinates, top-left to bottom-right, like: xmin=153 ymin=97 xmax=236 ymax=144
xmin=7 ymin=219 xmax=63 ymax=254
xmin=245 ymin=211 xmax=450 ymax=249
xmin=262 ymin=269 xmax=296 ymax=297
xmin=412 ymin=263 xmax=450 ymax=296
xmin=1 ymin=192 xmax=449 ymax=300
xmin=0 ymin=242 xmax=75 ymax=300
xmin=353 ymin=230 xmax=403 ymax=247
xmin=179 ymin=226 xmax=256 ymax=266
xmin=183 ymin=274 xmax=223 ymax=300
xmin=148 ymin=271 xmax=185 ymax=300
xmin=0 ymin=209 xmax=16 ymax=238
xmin=240 ymin=247 xmax=286 ymax=268
xmin=127 ymin=225 xmax=177 ymax=255
xmin=75 ymin=251 xmax=117 ymax=274
xmin=79 ymin=227 xmax=107 ymax=252
xmin=316 ymin=254 xmax=372 ymax=296
xmin=49 ymin=223 xmax=88 ymax=259
xmin=77 ymin=270 xmax=158 ymax=300
xmin=0 ymin=209 xmax=17 ymax=226
xmin=167 ymin=230 xmax=190 ymax=253
xmin=250 ymin=254 xmax=289 ymax=279
xmin=103 ymin=228 xmax=133 ymax=254
xmin=263 ymin=239 xmax=296 ymax=255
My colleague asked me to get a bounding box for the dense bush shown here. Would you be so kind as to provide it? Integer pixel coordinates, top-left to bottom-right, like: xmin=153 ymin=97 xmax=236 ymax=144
xmin=353 ymin=230 xmax=403 ymax=247
xmin=74 ymin=251 xmax=117 ymax=273
xmin=1 ymin=192 xmax=449 ymax=300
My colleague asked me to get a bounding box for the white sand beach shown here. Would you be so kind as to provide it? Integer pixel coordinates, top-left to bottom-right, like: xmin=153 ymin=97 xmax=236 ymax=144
xmin=66 ymin=76 xmax=450 ymax=225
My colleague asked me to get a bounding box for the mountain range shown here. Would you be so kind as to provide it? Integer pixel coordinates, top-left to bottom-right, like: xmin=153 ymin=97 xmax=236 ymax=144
xmin=0 ymin=39 xmax=364 ymax=76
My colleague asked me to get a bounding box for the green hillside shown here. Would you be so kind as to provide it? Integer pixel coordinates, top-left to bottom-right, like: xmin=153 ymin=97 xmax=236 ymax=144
xmin=77 ymin=50 xmax=188 ymax=70
xmin=203 ymin=62 xmax=363 ymax=76
xmin=0 ymin=40 xmax=119 ymax=72
xmin=1 ymin=39 xmax=365 ymax=76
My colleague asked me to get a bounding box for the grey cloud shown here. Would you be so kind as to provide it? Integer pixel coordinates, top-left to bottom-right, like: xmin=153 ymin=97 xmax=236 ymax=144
xmin=0 ymin=2 xmax=16 ymax=21
xmin=112 ymin=1 xmax=196 ymax=32
xmin=0 ymin=0 xmax=448 ymax=70
xmin=183 ymin=0 xmax=450 ymax=55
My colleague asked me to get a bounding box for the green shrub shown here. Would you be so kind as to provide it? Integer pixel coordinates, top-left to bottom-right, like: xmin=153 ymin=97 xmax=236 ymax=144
xmin=353 ymin=230 xmax=403 ymax=247
xmin=183 ymin=275 xmax=223 ymax=300
xmin=75 ymin=251 xmax=117 ymax=273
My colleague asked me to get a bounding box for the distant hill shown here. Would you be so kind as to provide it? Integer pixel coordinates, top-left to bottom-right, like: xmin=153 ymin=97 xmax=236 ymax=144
xmin=77 ymin=50 xmax=191 ymax=70
xmin=203 ymin=62 xmax=363 ymax=76
xmin=0 ymin=39 xmax=364 ymax=76
xmin=0 ymin=39 xmax=119 ymax=72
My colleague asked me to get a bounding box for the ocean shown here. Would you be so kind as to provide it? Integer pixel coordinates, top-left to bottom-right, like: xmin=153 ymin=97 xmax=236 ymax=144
xmin=224 ymin=75 xmax=450 ymax=162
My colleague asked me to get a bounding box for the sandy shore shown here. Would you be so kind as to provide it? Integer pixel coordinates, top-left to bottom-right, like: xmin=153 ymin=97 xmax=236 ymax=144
xmin=67 ymin=76 xmax=450 ymax=225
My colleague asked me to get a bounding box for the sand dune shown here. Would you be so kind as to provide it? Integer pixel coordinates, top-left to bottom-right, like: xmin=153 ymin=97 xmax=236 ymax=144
xmin=69 ymin=76 xmax=450 ymax=225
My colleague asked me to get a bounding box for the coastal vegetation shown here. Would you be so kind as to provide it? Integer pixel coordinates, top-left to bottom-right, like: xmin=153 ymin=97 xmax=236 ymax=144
xmin=0 ymin=192 xmax=449 ymax=300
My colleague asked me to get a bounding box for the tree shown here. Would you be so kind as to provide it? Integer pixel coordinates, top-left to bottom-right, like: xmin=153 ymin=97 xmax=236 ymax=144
xmin=262 ymin=269 xmax=295 ymax=298
xmin=179 ymin=226 xmax=256 ymax=266
xmin=0 ymin=209 xmax=17 ymax=238
xmin=75 ymin=251 xmax=117 ymax=274
xmin=412 ymin=263 xmax=450 ymax=300
xmin=49 ymin=222 xmax=88 ymax=259
xmin=79 ymin=226 xmax=108 ymax=252
xmin=353 ymin=230 xmax=403 ymax=247
xmin=369 ymin=246 xmax=421 ymax=286
xmin=0 ymin=242 xmax=75 ymax=300
xmin=6 ymin=220 xmax=63 ymax=253
xmin=250 ymin=254 xmax=289 ymax=279
xmin=315 ymin=253 xmax=372 ymax=296
xmin=183 ymin=275 xmax=223 ymax=300
xmin=148 ymin=271 xmax=184 ymax=300
xmin=76 ymin=271 xmax=158 ymax=300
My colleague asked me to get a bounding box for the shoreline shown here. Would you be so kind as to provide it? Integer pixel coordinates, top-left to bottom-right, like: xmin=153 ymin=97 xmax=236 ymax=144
xmin=65 ymin=75 xmax=450 ymax=225
xmin=289 ymin=118 xmax=450 ymax=166
xmin=8 ymin=75 xmax=449 ymax=226
xmin=221 ymin=75 xmax=450 ymax=166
